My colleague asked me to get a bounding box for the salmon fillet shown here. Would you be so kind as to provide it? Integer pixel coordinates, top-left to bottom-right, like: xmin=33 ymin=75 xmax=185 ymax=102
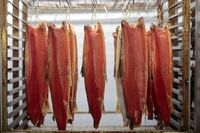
xmin=113 ymin=31 xmax=121 ymax=113
xmin=146 ymin=31 xmax=154 ymax=119
xmin=113 ymin=27 xmax=129 ymax=126
xmin=151 ymin=24 xmax=173 ymax=126
xmin=48 ymin=22 xmax=71 ymax=130
xmin=25 ymin=23 xmax=49 ymax=126
xmin=68 ymin=24 xmax=78 ymax=123
xmin=82 ymin=22 xmax=106 ymax=128
xmin=121 ymin=18 xmax=148 ymax=128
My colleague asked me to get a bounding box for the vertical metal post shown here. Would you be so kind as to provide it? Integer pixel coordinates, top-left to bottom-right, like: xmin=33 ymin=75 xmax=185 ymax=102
xmin=182 ymin=0 xmax=190 ymax=131
xmin=194 ymin=0 xmax=200 ymax=132
xmin=22 ymin=2 xmax=28 ymax=129
xmin=0 ymin=1 xmax=3 ymax=132
xmin=0 ymin=0 xmax=8 ymax=131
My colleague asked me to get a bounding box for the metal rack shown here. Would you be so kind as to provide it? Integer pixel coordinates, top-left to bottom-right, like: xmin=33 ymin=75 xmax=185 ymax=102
xmin=0 ymin=0 xmax=28 ymax=131
xmin=157 ymin=0 xmax=190 ymax=131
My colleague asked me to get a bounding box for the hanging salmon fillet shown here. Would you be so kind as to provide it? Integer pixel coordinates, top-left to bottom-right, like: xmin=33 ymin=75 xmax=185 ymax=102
xmin=121 ymin=18 xmax=148 ymax=128
xmin=25 ymin=23 xmax=50 ymax=126
xmin=82 ymin=22 xmax=106 ymax=128
xmin=113 ymin=27 xmax=129 ymax=126
xmin=151 ymin=24 xmax=173 ymax=126
xmin=68 ymin=24 xmax=78 ymax=123
xmin=48 ymin=22 xmax=72 ymax=130
xmin=146 ymin=31 xmax=155 ymax=119
xmin=146 ymin=31 xmax=160 ymax=121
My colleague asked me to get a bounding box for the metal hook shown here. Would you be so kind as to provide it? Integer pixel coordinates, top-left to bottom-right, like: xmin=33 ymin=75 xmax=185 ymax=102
xmin=58 ymin=0 xmax=66 ymax=22
xmin=104 ymin=6 xmax=108 ymax=17
xmin=30 ymin=0 xmax=40 ymax=23
xmin=64 ymin=0 xmax=71 ymax=23
xmin=54 ymin=4 xmax=59 ymax=22
xmin=91 ymin=0 xmax=97 ymax=25
xmin=35 ymin=8 xmax=39 ymax=22
xmin=130 ymin=0 xmax=135 ymax=17
xmin=145 ymin=0 xmax=150 ymax=12
xmin=30 ymin=7 xmax=39 ymax=23
xmin=65 ymin=0 xmax=72 ymax=8
xmin=58 ymin=0 xmax=62 ymax=21
xmin=122 ymin=0 xmax=132 ymax=20
xmin=67 ymin=7 xmax=71 ymax=23
xmin=91 ymin=7 xmax=96 ymax=25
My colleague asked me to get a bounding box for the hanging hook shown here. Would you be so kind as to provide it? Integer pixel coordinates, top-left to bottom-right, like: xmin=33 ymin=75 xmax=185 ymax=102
xmin=103 ymin=0 xmax=109 ymax=17
xmin=91 ymin=0 xmax=97 ymax=25
xmin=30 ymin=7 xmax=39 ymax=23
xmin=35 ymin=7 xmax=40 ymax=22
xmin=58 ymin=0 xmax=62 ymax=22
xmin=54 ymin=4 xmax=59 ymax=22
xmin=67 ymin=7 xmax=71 ymax=23
xmin=145 ymin=0 xmax=150 ymax=12
xmin=91 ymin=7 xmax=96 ymax=25
xmin=122 ymin=0 xmax=131 ymax=20
xmin=104 ymin=6 xmax=108 ymax=17
xmin=129 ymin=0 xmax=135 ymax=18
xmin=64 ymin=0 xmax=71 ymax=23
xmin=30 ymin=0 xmax=40 ymax=24
xmin=65 ymin=0 xmax=72 ymax=8
xmin=64 ymin=5 xmax=67 ymax=22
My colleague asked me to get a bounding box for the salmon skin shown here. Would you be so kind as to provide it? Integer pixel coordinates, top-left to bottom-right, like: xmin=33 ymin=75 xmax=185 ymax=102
xmin=68 ymin=24 xmax=78 ymax=123
xmin=25 ymin=23 xmax=50 ymax=126
xmin=113 ymin=27 xmax=129 ymax=127
xmin=48 ymin=22 xmax=72 ymax=130
xmin=121 ymin=18 xmax=148 ymax=129
xmin=151 ymin=24 xmax=173 ymax=126
xmin=82 ymin=22 xmax=106 ymax=129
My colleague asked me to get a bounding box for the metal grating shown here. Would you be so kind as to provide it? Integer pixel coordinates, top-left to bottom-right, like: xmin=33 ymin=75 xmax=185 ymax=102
xmin=1 ymin=0 xmax=28 ymax=131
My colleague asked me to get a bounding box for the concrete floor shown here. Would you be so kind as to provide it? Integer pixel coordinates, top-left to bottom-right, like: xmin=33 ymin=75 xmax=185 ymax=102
xmin=29 ymin=113 xmax=159 ymax=131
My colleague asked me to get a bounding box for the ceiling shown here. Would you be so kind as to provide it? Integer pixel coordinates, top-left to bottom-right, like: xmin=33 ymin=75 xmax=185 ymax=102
xmin=26 ymin=0 xmax=158 ymax=11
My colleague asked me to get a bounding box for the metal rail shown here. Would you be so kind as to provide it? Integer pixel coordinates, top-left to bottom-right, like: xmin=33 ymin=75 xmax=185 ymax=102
xmin=7 ymin=85 xmax=25 ymax=95
xmin=194 ymin=0 xmax=200 ymax=132
xmin=182 ymin=0 xmax=191 ymax=130
xmin=0 ymin=0 xmax=4 ymax=131
xmin=1 ymin=0 xmax=8 ymax=131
